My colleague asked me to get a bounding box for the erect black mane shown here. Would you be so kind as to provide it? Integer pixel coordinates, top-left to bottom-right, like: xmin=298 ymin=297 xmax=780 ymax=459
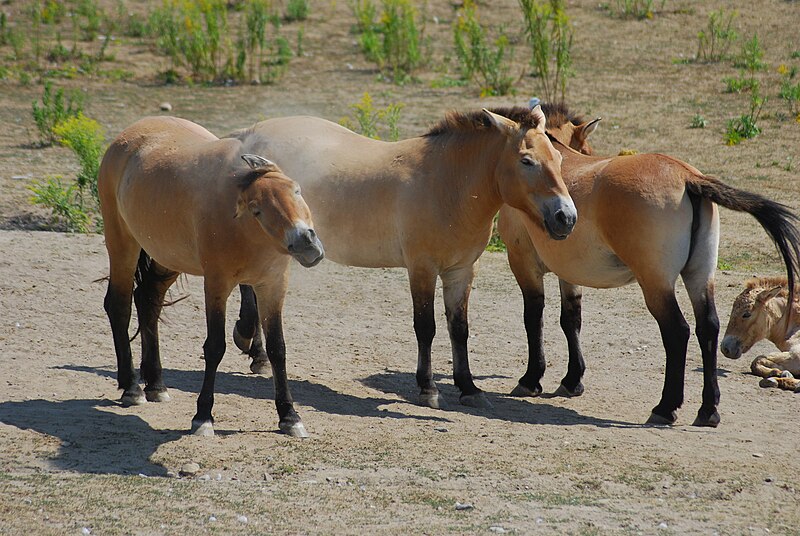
xmin=424 ymin=106 xmax=542 ymax=137
xmin=539 ymin=102 xmax=586 ymax=129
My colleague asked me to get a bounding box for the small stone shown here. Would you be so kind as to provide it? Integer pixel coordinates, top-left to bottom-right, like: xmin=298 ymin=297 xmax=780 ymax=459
xmin=236 ymin=515 xmax=248 ymax=524
xmin=209 ymin=515 xmax=217 ymax=522
xmin=180 ymin=462 xmax=200 ymax=476
xmin=434 ymin=427 xmax=448 ymax=433
xmin=455 ymin=502 xmax=474 ymax=511
xmin=490 ymin=526 xmax=507 ymax=534
xmin=159 ymin=102 xmax=172 ymax=111
xmin=765 ymin=476 xmax=774 ymax=483
xmin=658 ymin=522 xmax=668 ymax=530
xmin=752 ymin=453 xmax=764 ymax=458
xmin=197 ymin=474 xmax=211 ymax=481
xmin=138 ymin=473 xmax=148 ymax=478
xmin=262 ymin=472 xmax=273 ymax=482
xmin=81 ymin=529 xmax=91 ymax=535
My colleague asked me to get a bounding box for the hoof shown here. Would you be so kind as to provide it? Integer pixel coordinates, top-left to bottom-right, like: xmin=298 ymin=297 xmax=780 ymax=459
xmin=250 ymin=359 xmax=270 ymax=375
xmin=554 ymin=382 xmax=584 ymax=397
xmin=418 ymin=391 xmax=444 ymax=409
xmin=460 ymin=391 xmax=493 ymax=409
xmin=120 ymin=390 xmax=147 ymax=407
xmin=145 ymin=390 xmax=171 ymax=403
xmin=191 ymin=420 xmax=215 ymax=437
xmin=233 ymin=324 xmax=252 ymax=353
xmin=280 ymin=421 xmax=309 ymax=438
xmin=759 ymin=377 xmax=779 ymax=388
xmin=778 ymin=370 xmax=795 ymax=379
xmin=510 ymin=383 xmax=541 ymax=397
xmin=692 ymin=408 xmax=720 ymax=427
xmin=646 ymin=411 xmax=677 ymax=426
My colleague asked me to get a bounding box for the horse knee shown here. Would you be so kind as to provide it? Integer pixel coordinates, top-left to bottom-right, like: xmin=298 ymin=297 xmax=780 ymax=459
xmin=203 ymin=338 xmax=226 ymax=362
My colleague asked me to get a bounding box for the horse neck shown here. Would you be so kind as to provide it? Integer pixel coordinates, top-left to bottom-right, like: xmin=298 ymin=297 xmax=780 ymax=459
xmin=424 ymin=132 xmax=505 ymax=229
xmin=768 ymin=296 xmax=800 ymax=351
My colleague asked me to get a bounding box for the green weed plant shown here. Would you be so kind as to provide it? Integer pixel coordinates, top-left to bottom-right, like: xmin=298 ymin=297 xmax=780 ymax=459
xmin=453 ymin=0 xmax=515 ymax=97
xmin=696 ymin=9 xmax=737 ymax=62
xmin=519 ymin=0 xmax=573 ymax=103
xmin=339 ymin=92 xmax=404 ymax=141
xmin=31 ymin=81 xmax=84 ymax=145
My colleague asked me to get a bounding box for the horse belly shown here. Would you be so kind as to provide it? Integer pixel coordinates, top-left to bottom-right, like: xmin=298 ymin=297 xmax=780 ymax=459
xmin=536 ymin=237 xmax=635 ymax=288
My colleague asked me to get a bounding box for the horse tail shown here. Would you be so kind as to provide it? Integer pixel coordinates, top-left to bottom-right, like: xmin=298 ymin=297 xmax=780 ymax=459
xmin=686 ymin=175 xmax=800 ymax=300
xmin=129 ymin=250 xmax=185 ymax=343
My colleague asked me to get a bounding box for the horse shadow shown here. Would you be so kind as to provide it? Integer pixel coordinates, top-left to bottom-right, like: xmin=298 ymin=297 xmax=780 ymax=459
xmin=0 ymin=398 xmax=183 ymax=475
xmin=360 ymin=370 xmax=637 ymax=428
xmin=56 ymin=364 xmax=451 ymax=425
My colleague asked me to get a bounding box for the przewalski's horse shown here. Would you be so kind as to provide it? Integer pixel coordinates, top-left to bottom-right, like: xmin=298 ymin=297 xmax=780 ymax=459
xmin=497 ymin=103 xmax=800 ymax=426
xmin=721 ymin=277 xmax=800 ymax=392
xmin=228 ymin=106 xmax=576 ymax=409
xmin=98 ymin=116 xmax=324 ymax=437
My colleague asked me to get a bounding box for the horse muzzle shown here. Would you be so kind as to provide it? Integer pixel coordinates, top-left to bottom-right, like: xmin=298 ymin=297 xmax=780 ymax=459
xmin=542 ymin=196 xmax=577 ymax=240
xmin=720 ymin=335 xmax=743 ymax=359
xmin=287 ymin=225 xmax=325 ymax=268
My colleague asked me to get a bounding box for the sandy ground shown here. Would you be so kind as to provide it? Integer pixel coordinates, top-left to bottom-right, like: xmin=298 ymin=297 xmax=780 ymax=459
xmin=1 ymin=0 xmax=799 ymax=534
xmin=0 ymin=230 xmax=798 ymax=535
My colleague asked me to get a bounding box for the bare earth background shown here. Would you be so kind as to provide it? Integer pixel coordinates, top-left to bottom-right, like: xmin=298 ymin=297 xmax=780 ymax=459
xmin=0 ymin=0 xmax=799 ymax=534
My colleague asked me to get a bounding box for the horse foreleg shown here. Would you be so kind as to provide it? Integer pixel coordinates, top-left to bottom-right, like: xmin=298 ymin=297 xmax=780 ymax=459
xmin=643 ymin=290 xmax=690 ymax=425
xmin=191 ymin=279 xmax=232 ymax=437
xmin=233 ymin=284 xmax=270 ymax=373
xmin=751 ymin=353 xmax=800 ymax=378
xmin=254 ymin=274 xmax=307 ymax=438
xmin=409 ymin=266 xmax=441 ymax=408
xmin=503 ymin=229 xmax=547 ymax=397
xmin=133 ymin=258 xmax=179 ymax=402
xmin=555 ymin=279 xmax=586 ymax=397
xmin=442 ymin=266 xmax=490 ymax=408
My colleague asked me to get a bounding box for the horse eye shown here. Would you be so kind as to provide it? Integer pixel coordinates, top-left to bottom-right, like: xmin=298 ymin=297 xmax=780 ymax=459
xmin=252 ymin=209 xmax=261 ymax=217
xmin=742 ymin=311 xmax=751 ymax=319
xmin=294 ymin=188 xmax=301 ymax=196
xmin=521 ymin=156 xmax=536 ymax=166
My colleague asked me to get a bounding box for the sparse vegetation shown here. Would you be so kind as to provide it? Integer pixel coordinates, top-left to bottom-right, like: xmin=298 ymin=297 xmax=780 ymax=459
xmin=725 ymin=88 xmax=765 ymax=145
xmin=606 ymin=0 xmax=664 ymax=19
xmin=453 ymin=0 xmax=516 ymax=97
xmin=778 ymin=64 xmax=800 ymax=121
xmin=31 ymin=81 xmax=84 ymax=146
xmin=519 ymin=0 xmax=574 ymax=103
xmin=285 ymin=0 xmax=309 ymax=22
xmin=690 ymin=114 xmax=707 ymax=128
xmin=351 ymin=0 xmax=424 ymax=84
xmin=696 ymin=9 xmax=738 ymax=62
xmin=339 ymin=92 xmax=404 ymax=140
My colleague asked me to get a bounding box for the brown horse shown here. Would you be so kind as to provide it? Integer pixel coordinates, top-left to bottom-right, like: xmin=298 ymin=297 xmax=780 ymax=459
xmin=228 ymin=106 xmax=576 ymax=408
xmin=98 ymin=116 xmax=324 ymax=437
xmin=721 ymin=277 xmax=800 ymax=392
xmin=497 ymin=103 xmax=800 ymax=426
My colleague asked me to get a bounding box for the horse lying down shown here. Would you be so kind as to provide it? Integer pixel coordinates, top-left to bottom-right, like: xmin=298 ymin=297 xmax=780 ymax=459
xmin=98 ymin=116 xmax=324 ymax=437
xmin=721 ymin=277 xmax=800 ymax=393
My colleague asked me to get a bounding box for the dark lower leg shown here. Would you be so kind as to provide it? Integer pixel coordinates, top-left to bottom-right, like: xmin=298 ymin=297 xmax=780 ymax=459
xmin=446 ymin=303 xmax=481 ymax=398
xmin=517 ymin=289 xmax=546 ymax=395
xmin=134 ymin=266 xmax=178 ymax=399
xmin=558 ymin=287 xmax=585 ymax=395
xmin=263 ymin=313 xmax=303 ymax=433
xmin=193 ymin=307 xmax=226 ymax=428
xmin=413 ymin=287 xmax=438 ymax=405
xmin=234 ymin=285 xmax=268 ymax=361
xmin=104 ymin=286 xmax=142 ymax=401
xmin=693 ymin=298 xmax=721 ymax=427
xmin=649 ymin=298 xmax=690 ymax=424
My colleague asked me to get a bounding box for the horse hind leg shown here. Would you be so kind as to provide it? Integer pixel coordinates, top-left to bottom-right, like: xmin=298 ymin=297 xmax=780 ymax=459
xmin=104 ymin=237 xmax=145 ymax=406
xmin=442 ymin=266 xmax=491 ymax=409
xmin=133 ymin=254 xmax=179 ymax=402
xmin=409 ymin=265 xmax=443 ymax=409
xmin=680 ymin=199 xmax=721 ymax=427
xmin=233 ymin=284 xmax=270 ymax=374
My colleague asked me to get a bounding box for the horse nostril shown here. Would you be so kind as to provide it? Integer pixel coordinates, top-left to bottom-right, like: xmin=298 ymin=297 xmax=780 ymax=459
xmin=555 ymin=209 xmax=568 ymax=226
xmin=287 ymin=243 xmax=295 ymax=253
xmin=308 ymin=229 xmax=316 ymax=238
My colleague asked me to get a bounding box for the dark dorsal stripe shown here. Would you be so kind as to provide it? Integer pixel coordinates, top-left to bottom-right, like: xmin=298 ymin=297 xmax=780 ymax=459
xmin=424 ymin=103 xmax=584 ymax=138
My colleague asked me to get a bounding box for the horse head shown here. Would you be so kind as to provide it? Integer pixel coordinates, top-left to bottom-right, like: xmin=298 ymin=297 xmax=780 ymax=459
xmin=484 ymin=105 xmax=577 ymax=240
xmin=236 ymin=154 xmax=324 ymax=267
xmin=720 ymin=280 xmax=786 ymax=359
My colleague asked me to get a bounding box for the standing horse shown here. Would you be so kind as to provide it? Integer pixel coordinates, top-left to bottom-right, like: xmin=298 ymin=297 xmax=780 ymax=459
xmin=228 ymin=106 xmax=576 ymax=408
xmin=99 ymin=116 xmax=324 ymax=437
xmin=721 ymin=277 xmax=800 ymax=392
xmin=497 ymin=103 xmax=800 ymax=426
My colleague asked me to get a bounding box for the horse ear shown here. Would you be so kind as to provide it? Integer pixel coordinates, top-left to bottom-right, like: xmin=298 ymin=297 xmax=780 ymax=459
xmin=578 ymin=118 xmax=601 ymax=140
xmin=482 ymin=109 xmax=519 ymax=137
xmin=757 ymin=285 xmax=784 ymax=302
xmin=530 ymin=105 xmax=547 ymax=133
xmin=234 ymin=197 xmax=248 ymax=219
xmin=241 ymin=154 xmax=276 ymax=170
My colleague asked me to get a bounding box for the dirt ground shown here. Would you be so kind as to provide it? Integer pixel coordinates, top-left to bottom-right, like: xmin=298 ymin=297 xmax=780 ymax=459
xmin=1 ymin=0 xmax=799 ymax=534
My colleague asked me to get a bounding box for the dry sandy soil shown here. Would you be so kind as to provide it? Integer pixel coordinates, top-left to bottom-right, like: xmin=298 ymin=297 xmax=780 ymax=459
xmin=1 ymin=0 xmax=799 ymax=534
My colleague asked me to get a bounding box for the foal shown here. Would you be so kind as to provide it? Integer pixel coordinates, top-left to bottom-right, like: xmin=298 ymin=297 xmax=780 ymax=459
xmin=99 ymin=116 xmax=324 ymax=436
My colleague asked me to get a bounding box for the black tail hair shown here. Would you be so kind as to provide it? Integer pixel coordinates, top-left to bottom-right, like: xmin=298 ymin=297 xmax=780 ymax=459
xmin=129 ymin=250 xmax=186 ymax=342
xmin=687 ymin=176 xmax=800 ymax=299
